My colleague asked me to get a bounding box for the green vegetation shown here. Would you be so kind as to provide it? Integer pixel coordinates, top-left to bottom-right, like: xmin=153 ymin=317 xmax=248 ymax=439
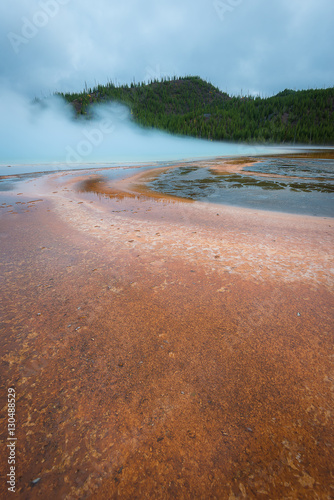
xmin=58 ymin=76 xmax=334 ymax=145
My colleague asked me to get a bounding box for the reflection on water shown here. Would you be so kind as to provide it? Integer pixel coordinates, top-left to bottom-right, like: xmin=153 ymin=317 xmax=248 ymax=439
xmin=0 ymin=172 xmax=47 ymax=192
xmin=148 ymin=157 xmax=334 ymax=216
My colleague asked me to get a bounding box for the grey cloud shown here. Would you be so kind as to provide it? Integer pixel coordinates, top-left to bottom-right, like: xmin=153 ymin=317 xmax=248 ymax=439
xmin=1 ymin=0 xmax=333 ymax=98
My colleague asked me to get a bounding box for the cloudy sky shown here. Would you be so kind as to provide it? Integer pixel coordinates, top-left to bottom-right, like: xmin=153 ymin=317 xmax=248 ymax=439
xmin=1 ymin=0 xmax=333 ymax=98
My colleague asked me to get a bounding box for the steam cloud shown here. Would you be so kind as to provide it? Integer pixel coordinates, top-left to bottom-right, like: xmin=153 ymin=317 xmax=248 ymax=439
xmin=0 ymin=86 xmax=281 ymax=175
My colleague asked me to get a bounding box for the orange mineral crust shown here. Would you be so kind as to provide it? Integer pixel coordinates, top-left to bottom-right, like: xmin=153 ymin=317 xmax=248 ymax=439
xmin=0 ymin=160 xmax=333 ymax=499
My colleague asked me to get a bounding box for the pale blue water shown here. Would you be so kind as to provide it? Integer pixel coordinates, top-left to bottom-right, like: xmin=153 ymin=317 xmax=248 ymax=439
xmin=148 ymin=157 xmax=334 ymax=217
xmin=1 ymin=149 xmax=333 ymax=217
xmin=0 ymin=144 xmax=299 ymax=177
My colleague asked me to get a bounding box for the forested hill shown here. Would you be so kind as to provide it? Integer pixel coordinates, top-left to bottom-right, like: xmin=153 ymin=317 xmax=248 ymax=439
xmin=58 ymin=76 xmax=334 ymax=145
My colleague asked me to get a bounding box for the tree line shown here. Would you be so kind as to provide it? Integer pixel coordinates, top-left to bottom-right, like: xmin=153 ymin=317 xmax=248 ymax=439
xmin=57 ymin=76 xmax=334 ymax=145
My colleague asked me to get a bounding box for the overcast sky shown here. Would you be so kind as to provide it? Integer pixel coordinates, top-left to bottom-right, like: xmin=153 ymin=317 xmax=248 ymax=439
xmin=1 ymin=0 xmax=333 ymax=98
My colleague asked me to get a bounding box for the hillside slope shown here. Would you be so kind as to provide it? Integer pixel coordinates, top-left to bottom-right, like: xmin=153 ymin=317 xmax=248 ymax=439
xmin=59 ymin=76 xmax=334 ymax=145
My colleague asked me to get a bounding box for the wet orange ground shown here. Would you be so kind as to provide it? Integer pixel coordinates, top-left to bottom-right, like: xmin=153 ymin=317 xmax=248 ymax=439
xmin=0 ymin=159 xmax=333 ymax=499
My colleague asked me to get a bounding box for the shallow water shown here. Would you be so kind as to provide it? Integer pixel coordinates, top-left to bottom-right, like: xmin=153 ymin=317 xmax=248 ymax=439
xmin=148 ymin=157 xmax=334 ymax=216
xmin=1 ymin=154 xmax=333 ymax=217
xmin=0 ymin=165 xmax=153 ymax=194
xmin=249 ymin=157 xmax=334 ymax=180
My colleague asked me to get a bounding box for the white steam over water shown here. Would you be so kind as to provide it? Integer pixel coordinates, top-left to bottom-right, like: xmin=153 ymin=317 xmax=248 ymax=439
xmin=0 ymin=88 xmax=294 ymax=176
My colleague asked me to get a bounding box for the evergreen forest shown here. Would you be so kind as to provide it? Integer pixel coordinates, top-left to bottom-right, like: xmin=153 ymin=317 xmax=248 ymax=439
xmin=57 ymin=76 xmax=334 ymax=145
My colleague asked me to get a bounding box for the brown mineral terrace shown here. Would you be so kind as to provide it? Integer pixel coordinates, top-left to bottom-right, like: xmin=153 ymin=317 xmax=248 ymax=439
xmin=0 ymin=155 xmax=333 ymax=499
